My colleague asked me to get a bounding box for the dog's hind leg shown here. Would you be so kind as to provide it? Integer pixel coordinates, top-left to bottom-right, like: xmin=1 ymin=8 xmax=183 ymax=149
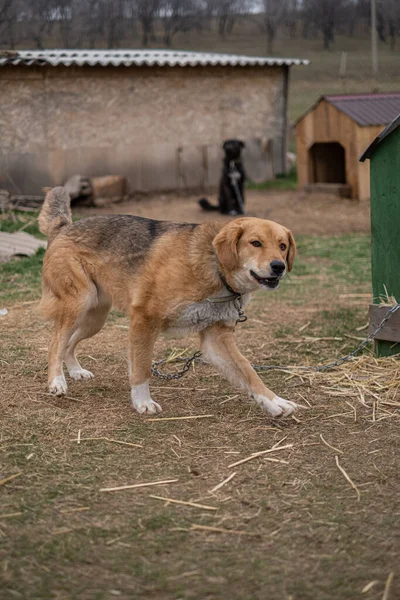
xmin=46 ymin=281 xmax=108 ymax=395
xmin=48 ymin=311 xmax=81 ymax=395
xmin=129 ymin=309 xmax=161 ymax=414
xmin=64 ymin=301 xmax=111 ymax=381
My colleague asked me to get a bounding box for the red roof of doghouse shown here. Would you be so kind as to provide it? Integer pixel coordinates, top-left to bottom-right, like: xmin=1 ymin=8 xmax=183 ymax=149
xmin=296 ymin=92 xmax=400 ymax=127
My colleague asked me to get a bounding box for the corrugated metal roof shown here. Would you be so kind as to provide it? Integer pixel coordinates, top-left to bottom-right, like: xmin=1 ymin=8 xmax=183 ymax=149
xmin=0 ymin=49 xmax=309 ymax=68
xmin=326 ymin=93 xmax=400 ymax=126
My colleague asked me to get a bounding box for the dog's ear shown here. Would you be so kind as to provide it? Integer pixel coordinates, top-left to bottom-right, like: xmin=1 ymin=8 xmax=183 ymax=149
xmin=223 ymin=141 xmax=229 ymax=150
xmin=239 ymin=140 xmax=245 ymax=148
xmin=286 ymin=229 xmax=296 ymax=272
xmin=213 ymin=222 xmax=244 ymax=271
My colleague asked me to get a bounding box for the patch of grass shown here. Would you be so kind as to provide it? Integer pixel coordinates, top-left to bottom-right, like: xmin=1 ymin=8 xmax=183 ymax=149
xmin=0 ymin=247 xmax=45 ymax=305
xmin=108 ymin=309 xmax=126 ymax=322
xmin=296 ymin=233 xmax=371 ymax=285
xmin=274 ymin=325 xmax=296 ymax=339
xmin=285 ymin=233 xmax=371 ymax=293
xmin=247 ymin=169 xmax=297 ymax=191
xmin=319 ymin=307 xmax=365 ymax=337
xmin=0 ymin=210 xmax=43 ymax=238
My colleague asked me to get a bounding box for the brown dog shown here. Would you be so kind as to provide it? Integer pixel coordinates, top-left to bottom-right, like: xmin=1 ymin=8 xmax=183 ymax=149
xmin=39 ymin=187 xmax=297 ymax=417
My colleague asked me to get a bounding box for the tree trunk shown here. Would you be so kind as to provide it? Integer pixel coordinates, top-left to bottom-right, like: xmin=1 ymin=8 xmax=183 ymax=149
xmin=323 ymin=28 xmax=331 ymax=49
xmin=141 ymin=18 xmax=150 ymax=46
xmin=218 ymin=15 xmax=228 ymax=39
xmin=389 ymin=23 xmax=396 ymax=51
xmin=266 ymin=21 xmax=275 ymax=54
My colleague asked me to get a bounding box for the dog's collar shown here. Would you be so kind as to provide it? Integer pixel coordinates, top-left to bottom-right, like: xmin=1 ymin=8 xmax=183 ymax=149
xmin=206 ymin=272 xmax=247 ymax=323
xmin=218 ymin=271 xmax=242 ymax=298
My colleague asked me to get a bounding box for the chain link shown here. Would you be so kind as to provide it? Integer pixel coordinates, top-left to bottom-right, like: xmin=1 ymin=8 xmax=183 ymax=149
xmin=151 ymin=304 xmax=400 ymax=379
xmin=228 ymin=161 xmax=245 ymax=214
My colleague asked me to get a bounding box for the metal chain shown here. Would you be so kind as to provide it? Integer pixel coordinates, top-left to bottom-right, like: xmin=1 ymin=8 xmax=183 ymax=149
xmin=151 ymin=304 xmax=400 ymax=379
xmin=228 ymin=161 xmax=245 ymax=214
xmin=151 ymin=351 xmax=202 ymax=380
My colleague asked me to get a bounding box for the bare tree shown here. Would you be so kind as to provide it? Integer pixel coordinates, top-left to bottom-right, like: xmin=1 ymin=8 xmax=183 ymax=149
xmin=22 ymin=0 xmax=56 ymax=49
xmin=212 ymin=0 xmax=244 ymax=40
xmin=0 ymin=0 xmax=18 ymax=48
xmin=135 ymin=0 xmax=161 ymax=46
xmin=264 ymin=0 xmax=287 ymax=53
xmin=284 ymin=0 xmax=299 ymax=38
xmin=377 ymin=0 xmax=400 ymax=50
xmin=303 ymin=0 xmax=347 ymax=49
xmin=161 ymin=0 xmax=199 ymax=47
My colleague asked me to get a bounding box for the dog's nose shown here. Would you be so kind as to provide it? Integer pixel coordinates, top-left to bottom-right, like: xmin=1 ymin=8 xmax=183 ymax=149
xmin=270 ymin=260 xmax=286 ymax=275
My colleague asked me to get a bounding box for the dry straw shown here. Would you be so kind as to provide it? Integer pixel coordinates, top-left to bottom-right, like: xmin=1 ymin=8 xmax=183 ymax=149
xmin=71 ymin=436 xmax=143 ymax=448
xmin=146 ymin=415 xmax=214 ymax=422
xmin=100 ymin=479 xmax=179 ymax=493
xmin=228 ymin=444 xmax=293 ymax=469
xmin=281 ymin=355 xmax=400 ymax=422
xmin=382 ymin=572 xmax=394 ymax=600
xmin=0 ymin=472 xmax=22 ymax=487
xmin=335 ymin=455 xmax=361 ymax=501
xmin=208 ymin=472 xmax=237 ymax=494
xmin=149 ymin=495 xmax=217 ymax=511
xmin=189 ymin=524 xmax=261 ymax=537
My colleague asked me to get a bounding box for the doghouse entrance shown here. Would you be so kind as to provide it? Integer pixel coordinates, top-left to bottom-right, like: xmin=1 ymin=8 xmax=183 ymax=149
xmin=309 ymin=142 xmax=346 ymax=184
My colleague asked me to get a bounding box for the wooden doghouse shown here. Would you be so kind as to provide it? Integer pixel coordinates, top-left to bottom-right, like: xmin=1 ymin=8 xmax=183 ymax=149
xmin=360 ymin=115 xmax=400 ymax=357
xmin=296 ymin=93 xmax=400 ymax=199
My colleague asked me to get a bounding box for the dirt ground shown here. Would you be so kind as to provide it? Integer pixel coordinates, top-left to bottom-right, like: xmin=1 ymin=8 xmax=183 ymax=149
xmin=1 ymin=190 xmax=399 ymax=600
xmin=77 ymin=189 xmax=371 ymax=236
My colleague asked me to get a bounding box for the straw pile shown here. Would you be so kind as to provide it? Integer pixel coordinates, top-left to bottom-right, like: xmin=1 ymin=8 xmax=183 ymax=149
xmin=282 ymin=354 xmax=400 ymax=422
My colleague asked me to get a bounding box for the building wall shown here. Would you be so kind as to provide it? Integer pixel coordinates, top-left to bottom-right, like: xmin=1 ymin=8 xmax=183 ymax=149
xmin=0 ymin=64 xmax=287 ymax=194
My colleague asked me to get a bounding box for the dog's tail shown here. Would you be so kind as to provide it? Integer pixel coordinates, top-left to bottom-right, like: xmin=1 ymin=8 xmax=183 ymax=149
xmin=39 ymin=187 xmax=72 ymax=238
xmin=198 ymin=197 xmax=219 ymax=212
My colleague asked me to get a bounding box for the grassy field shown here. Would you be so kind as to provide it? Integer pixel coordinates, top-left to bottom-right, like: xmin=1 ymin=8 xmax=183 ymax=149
xmin=1 ymin=208 xmax=399 ymax=599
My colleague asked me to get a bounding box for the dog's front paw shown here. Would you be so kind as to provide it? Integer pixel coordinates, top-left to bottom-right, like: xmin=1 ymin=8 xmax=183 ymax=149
xmin=254 ymin=394 xmax=297 ymax=417
xmin=131 ymin=382 xmax=162 ymax=415
xmin=133 ymin=398 xmax=162 ymax=415
xmin=69 ymin=367 xmax=94 ymax=381
xmin=49 ymin=375 xmax=67 ymax=396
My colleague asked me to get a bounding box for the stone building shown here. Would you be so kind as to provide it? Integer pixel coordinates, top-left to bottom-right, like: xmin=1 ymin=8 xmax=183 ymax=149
xmin=0 ymin=50 xmax=308 ymax=194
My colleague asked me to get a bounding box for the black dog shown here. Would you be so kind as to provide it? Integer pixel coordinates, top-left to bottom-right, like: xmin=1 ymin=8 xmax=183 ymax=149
xmin=199 ymin=139 xmax=246 ymax=215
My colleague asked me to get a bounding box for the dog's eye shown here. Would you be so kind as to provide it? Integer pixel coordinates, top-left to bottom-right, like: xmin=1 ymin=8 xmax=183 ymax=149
xmin=251 ymin=241 xmax=262 ymax=248
xmin=280 ymin=243 xmax=287 ymax=251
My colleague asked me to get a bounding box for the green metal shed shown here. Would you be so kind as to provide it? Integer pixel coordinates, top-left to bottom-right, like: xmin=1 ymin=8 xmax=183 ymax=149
xmin=360 ymin=114 xmax=400 ymax=357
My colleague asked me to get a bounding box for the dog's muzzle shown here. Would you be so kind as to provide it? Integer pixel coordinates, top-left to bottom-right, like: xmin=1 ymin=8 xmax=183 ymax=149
xmin=250 ymin=261 xmax=286 ymax=289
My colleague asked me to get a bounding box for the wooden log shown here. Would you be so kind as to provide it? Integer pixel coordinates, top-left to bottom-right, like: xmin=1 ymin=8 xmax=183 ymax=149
xmin=3 ymin=195 xmax=45 ymax=210
xmin=91 ymin=175 xmax=126 ymax=199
